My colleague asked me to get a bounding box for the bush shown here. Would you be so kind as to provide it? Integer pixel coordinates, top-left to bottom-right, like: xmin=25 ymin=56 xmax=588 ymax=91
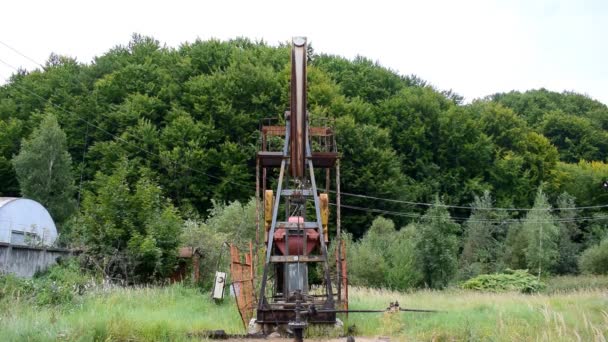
xmin=0 ymin=273 xmax=34 ymax=302
xmin=461 ymin=269 xmax=545 ymax=293
xmin=0 ymin=258 xmax=93 ymax=306
xmin=32 ymin=258 xmax=93 ymax=305
xmin=579 ymin=238 xmax=608 ymax=275
xmin=76 ymin=161 xmax=183 ymax=283
xmin=348 ymin=241 xmax=388 ymax=288
xmin=386 ymin=225 xmax=422 ymax=290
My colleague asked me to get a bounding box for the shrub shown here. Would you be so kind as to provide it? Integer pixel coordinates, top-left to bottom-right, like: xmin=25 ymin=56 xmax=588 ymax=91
xmin=77 ymin=160 xmax=182 ymax=282
xmin=348 ymin=238 xmax=388 ymax=288
xmin=461 ymin=269 xmax=545 ymax=293
xmin=346 ymin=218 xmax=394 ymax=288
xmin=0 ymin=273 xmax=34 ymax=302
xmin=0 ymin=258 xmax=93 ymax=306
xmin=386 ymin=225 xmax=422 ymax=290
xmin=579 ymin=238 xmax=608 ymax=275
xmin=32 ymin=258 xmax=93 ymax=305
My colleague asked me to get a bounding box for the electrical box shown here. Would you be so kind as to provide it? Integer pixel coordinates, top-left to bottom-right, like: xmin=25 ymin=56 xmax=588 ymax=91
xmin=212 ymin=271 xmax=226 ymax=300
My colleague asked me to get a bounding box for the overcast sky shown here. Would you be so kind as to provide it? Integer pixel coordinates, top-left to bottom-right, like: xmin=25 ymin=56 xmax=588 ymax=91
xmin=1 ymin=0 xmax=607 ymax=104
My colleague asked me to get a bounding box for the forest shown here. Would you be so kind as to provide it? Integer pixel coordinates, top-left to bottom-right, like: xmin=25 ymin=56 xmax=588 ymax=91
xmin=1 ymin=35 xmax=607 ymax=288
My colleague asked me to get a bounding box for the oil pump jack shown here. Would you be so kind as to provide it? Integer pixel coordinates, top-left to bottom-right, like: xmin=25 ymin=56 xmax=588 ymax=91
xmin=224 ymin=37 xmax=438 ymax=341
xmin=255 ymin=36 xmax=342 ymax=338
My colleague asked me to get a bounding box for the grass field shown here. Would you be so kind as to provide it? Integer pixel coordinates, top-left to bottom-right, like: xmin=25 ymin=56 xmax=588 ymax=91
xmin=1 ymin=280 xmax=607 ymax=341
xmin=344 ymin=287 xmax=608 ymax=341
xmin=0 ymin=285 xmax=242 ymax=341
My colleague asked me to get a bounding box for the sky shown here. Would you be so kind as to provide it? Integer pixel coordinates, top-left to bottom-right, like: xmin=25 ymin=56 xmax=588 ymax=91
xmin=1 ymin=0 xmax=607 ymax=104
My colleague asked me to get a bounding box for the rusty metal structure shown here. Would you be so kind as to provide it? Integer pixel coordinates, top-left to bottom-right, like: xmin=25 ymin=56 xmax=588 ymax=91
xmin=229 ymin=243 xmax=256 ymax=327
xmin=219 ymin=36 xmax=440 ymax=341
xmin=253 ymin=37 xmax=346 ymax=335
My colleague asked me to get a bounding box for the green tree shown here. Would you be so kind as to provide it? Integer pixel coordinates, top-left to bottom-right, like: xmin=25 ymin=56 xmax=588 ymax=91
xmin=313 ymin=55 xmax=405 ymax=104
xmin=3 ymin=35 xmax=608 ymax=251
xmin=347 ymin=240 xmax=388 ymax=288
xmin=583 ymin=213 xmax=608 ymax=249
xmin=554 ymin=192 xmax=581 ymax=274
xmin=460 ymin=191 xmax=508 ymax=278
xmin=522 ymin=188 xmax=559 ymax=277
xmin=335 ymin=116 xmax=413 ymax=237
xmin=0 ymin=157 xmax=19 ymax=196
xmin=541 ymin=111 xmax=608 ymax=162
xmin=579 ymin=238 xmax=608 ymax=275
xmin=12 ymin=114 xmax=76 ymax=223
xmin=551 ymin=161 xmax=608 ymax=209
xmin=77 ymin=159 xmax=182 ymax=282
xmin=413 ymin=197 xmax=460 ymax=288
xmin=386 ymin=224 xmax=423 ymax=290
xmin=0 ymin=118 xmax=24 ymax=196
xmin=346 ymin=217 xmax=395 ymax=288
xmin=179 ymin=198 xmax=256 ymax=286
xmin=502 ymin=220 xmax=528 ymax=270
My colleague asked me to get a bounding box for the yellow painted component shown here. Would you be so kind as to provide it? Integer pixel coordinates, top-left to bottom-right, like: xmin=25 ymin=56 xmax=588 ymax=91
xmin=320 ymin=193 xmax=329 ymax=242
xmin=264 ymin=190 xmax=273 ymax=243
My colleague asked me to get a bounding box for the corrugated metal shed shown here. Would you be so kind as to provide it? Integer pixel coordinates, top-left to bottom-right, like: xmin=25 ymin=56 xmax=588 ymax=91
xmin=0 ymin=197 xmax=58 ymax=246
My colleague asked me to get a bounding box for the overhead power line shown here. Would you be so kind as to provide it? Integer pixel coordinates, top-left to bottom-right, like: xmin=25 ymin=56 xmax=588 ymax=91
xmin=330 ymin=190 xmax=608 ymax=212
xmin=332 ymin=203 xmax=608 ymax=224
xmin=0 ymin=40 xmax=46 ymax=70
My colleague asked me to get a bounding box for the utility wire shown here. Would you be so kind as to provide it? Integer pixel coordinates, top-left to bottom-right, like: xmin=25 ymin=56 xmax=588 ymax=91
xmin=0 ymin=40 xmax=46 ymax=70
xmin=330 ymin=190 xmax=608 ymax=212
xmin=331 ymin=203 xmax=608 ymax=224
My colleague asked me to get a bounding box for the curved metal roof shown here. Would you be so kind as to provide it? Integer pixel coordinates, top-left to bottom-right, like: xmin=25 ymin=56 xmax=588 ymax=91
xmin=0 ymin=197 xmax=18 ymax=208
xmin=0 ymin=197 xmax=58 ymax=245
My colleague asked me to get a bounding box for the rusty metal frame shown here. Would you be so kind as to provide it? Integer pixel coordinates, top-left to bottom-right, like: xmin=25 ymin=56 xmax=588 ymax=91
xmin=250 ymin=37 xmax=346 ymax=331
xmin=230 ymin=243 xmax=256 ymax=327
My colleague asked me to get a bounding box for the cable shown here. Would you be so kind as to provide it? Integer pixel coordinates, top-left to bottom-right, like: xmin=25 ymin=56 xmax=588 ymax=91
xmin=330 ymin=190 xmax=608 ymax=212
xmin=331 ymin=203 xmax=608 ymax=224
xmin=0 ymin=40 xmax=46 ymax=70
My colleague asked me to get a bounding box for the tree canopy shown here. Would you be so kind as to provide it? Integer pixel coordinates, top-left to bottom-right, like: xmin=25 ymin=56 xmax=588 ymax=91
xmin=1 ymin=35 xmax=608 ymax=284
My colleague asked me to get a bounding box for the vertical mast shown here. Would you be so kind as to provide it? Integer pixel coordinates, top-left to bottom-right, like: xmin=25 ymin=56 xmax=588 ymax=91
xmin=290 ymin=37 xmax=307 ymax=178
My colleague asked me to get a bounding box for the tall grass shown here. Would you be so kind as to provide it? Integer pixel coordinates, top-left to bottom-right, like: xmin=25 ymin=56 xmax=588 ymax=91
xmin=543 ymin=274 xmax=608 ymax=294
xmin=343 ymin=287 xmax=608 ymax=341
xmin=1 ymin=280 xmax=607 ymax=341
xmin=0 ymin=284 xmax=242 ymax=341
